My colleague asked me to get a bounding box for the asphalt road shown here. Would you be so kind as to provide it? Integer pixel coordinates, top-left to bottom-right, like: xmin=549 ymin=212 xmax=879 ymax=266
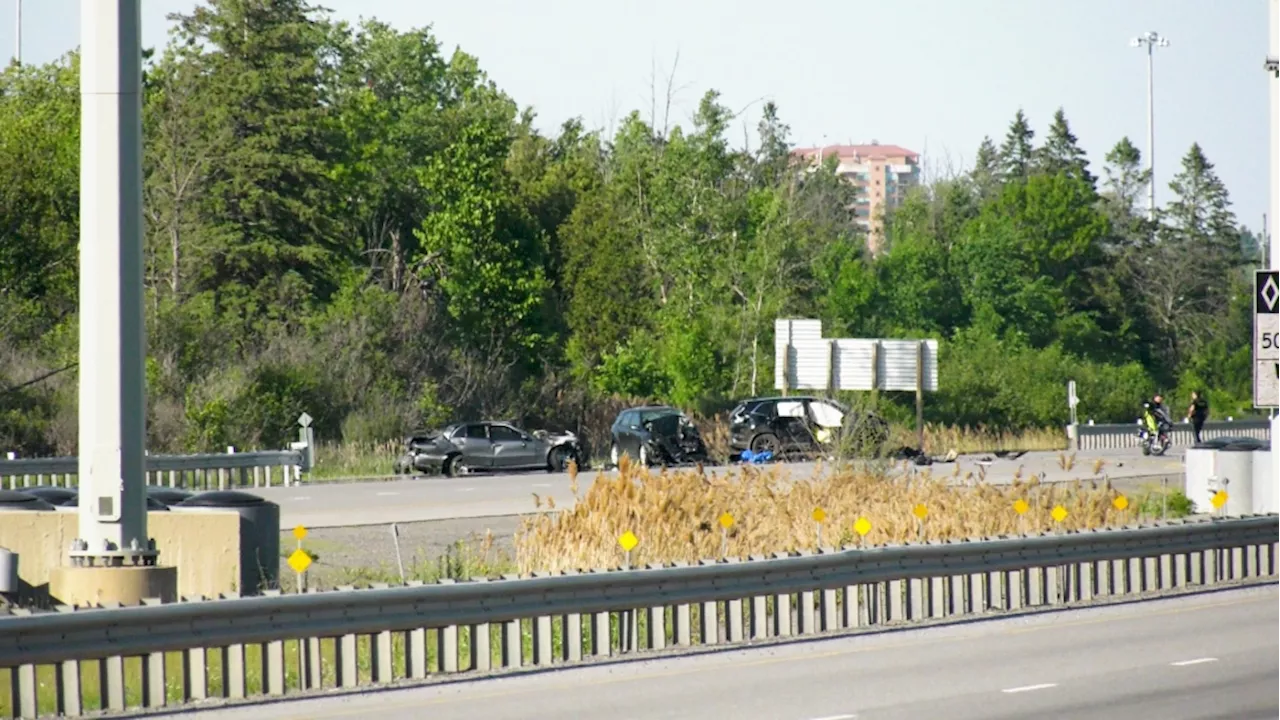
xmin=156 ymin=584 xmax=1278 ymax=720
xmin=261 ymin=448 xmax=1185 ymax=528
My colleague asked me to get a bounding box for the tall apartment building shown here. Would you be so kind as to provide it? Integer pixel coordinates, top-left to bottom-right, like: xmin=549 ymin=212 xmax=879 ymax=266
xmin=791 ymin=142 xmax=921 ymax=255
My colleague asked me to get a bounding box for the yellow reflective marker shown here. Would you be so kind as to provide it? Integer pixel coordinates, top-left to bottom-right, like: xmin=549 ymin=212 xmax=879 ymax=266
xmin=1211 ymin=490 xmax=1228 ymax=510
xmin=911 ymin=503 xmax=928 ymax=520
xmin=287 ymin=548 xmax=312 ymax=574
xmin=718 ymin=512 xmax=735 ymax=530
xmin=853 ymin=517 xmax=872 ymax=537
xmin=1013 ymin=499 xmax=1029 ymax=515
xmin=293 ymin=525 xmax=308 ymax=541
xmin=1112 ymin=495 xmax=1129 ymax=511
xmin=618 ymin=531 xmax=639 ymax=552
xmin=1051 ymin=505 xmax=1068 ymax=523
xmin=812 ymin=508 xmax=827 ymax=524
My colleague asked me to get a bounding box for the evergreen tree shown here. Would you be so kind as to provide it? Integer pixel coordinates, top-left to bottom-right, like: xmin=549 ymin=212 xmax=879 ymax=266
xmin=1163 ymin=142 xmax=1237 ymax=250
xmin=997 ymin=109 xmax=1034 ymax=183
xmin=970 ymin=135 xmax=1000 ymax=200
xmin=1099 ymin=136 xmax=1152 ymax=244
xmin=1035 ymin=108 xmax=1096 ymax=191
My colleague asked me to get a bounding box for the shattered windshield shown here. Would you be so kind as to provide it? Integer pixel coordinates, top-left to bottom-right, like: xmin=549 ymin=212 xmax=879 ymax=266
xmin=641 ymin=408 xmax=686 ymax=436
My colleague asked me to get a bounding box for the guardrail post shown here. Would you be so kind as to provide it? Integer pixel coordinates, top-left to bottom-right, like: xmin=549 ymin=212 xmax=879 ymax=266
xmin=793 ymin=553 xmax=816 ymax=635
xmin=747 ymin=556 xmax=769 ymax=639
xmin=842 ymin=551 xmax=865 ymax=627
xmin=435 ymin=579 xmax=460 ymax=672
xmin=470 ymin=582 xmax=492 ymax=671
xmin=817 ymin=550 xmax=839 ymax=631
xmin=10 ymin=608 xmax=37 ymax=718
xmin=558 ymin=571 xmax=582 ymax=662
xmin=403 ymin=581 xmax=428 ymax=679
xmin=771 ymin=552 xmax=792 ymax=636
xmin=334 ymin=585 xmax=359 ymax=688
xmin=367 ymin=583 xmax=394 ymax=684
xmin=589 ymin=569 xmax=611 ymax=657
xmin=52 ymin=605 xmax=83 ymax=717
xmin=644 ymin=564 xmax=668 ymax=650
xmin=530 ymin=574 xmax=553 ymax=665
xmin=141 ymin=598 xmax=168 ymax=708
xmin=671 ymin=561 xmax=692 ymax=646
xmin=722 ymin=558 xmax=746 ymax=642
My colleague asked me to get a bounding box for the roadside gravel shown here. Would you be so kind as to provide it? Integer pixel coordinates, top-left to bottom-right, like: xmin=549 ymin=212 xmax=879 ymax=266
xmin=277 ymin=514 xmax=524 ymax=591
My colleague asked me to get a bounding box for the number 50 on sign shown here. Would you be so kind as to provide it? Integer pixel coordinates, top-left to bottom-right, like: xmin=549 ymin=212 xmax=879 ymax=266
xmin=1254 ymin=270 xmax=1279 ymax=408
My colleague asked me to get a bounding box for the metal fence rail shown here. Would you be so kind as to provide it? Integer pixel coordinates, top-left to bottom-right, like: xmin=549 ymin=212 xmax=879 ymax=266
xmin=1 ymin=515 xmax=1276 ymax=718
xmin=0 ymin=449 xmax=305 ymax=492
xmin=1071 ymin=418 xmax=1271 ymax=451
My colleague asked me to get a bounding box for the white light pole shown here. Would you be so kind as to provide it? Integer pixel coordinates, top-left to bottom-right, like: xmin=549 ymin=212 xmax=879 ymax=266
xmin=1131 ymin=31 xmax=1170 ymax=222
xmin=1268 ymin=0 xmax=1280 ymax=478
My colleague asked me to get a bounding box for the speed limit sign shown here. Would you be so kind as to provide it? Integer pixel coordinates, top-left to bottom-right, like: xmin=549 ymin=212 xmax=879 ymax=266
xmin=1255 ymin=270 xmax=1279 ymax=408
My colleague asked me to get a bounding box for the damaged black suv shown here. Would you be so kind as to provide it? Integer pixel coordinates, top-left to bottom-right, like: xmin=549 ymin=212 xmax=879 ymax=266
xmin=729 ymin=396 xmax=889 ymax=460
xmin=608 ymin=405 xmax=709 ymax=468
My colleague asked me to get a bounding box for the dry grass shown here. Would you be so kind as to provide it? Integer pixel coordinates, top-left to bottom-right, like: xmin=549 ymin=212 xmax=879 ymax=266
xmin=513 ymin=458 xmax=1131 ymax=574
xmin=887 ymin=423 xmax=1068 ymax=456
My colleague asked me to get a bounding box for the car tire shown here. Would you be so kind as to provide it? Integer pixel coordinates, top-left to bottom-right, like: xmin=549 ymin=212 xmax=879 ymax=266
xmin=547 ymin=446 xmax=571 ymax=473
xmin=750 ymin=432 xmax=781 ymax=458
xmin=443 ymin=454 xmax=462 ymax=477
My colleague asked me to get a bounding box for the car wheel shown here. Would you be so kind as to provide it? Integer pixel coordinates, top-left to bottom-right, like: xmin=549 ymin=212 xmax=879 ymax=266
xmin=548 ymin=446 xmax=571 ymax=473
xmin=443 ymin=454 xmax=463 ymax=477
xmin=751 ymin=432 xmax=781 ymax=457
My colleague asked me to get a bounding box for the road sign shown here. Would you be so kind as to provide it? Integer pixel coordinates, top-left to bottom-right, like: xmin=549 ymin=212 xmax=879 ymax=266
xmin=287 ymin=548 xmax=312 ymax=574
xmin=1254 ymin=270 xmax=1279 ymax=408
xmin=297 ymin=412 xmax=313 ymax=428
xmin=618 ymin=531 xmax=638 ymax=552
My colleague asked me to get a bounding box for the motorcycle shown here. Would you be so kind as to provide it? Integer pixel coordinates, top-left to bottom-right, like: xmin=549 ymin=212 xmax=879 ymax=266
xmin=1136 ymin=417 xmax=1171 ymax=456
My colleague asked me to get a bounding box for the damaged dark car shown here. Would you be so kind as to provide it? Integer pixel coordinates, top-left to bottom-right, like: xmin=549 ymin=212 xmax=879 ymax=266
xmin=729 ymin=396 xmax=890 ymax=461
xmin=393 ymin=421 xmax=583 ymax=477
xmin=608 ymin=405 xmax=709 ymax=468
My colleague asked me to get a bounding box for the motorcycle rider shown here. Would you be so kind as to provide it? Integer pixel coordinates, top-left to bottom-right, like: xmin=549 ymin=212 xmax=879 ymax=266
xmin=1142 ymin=394 xmax=1173 ymax=439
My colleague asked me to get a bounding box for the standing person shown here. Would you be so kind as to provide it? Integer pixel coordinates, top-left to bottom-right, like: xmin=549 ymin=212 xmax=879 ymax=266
xmin=1185 ymin=390 xmax=1209 ymax=444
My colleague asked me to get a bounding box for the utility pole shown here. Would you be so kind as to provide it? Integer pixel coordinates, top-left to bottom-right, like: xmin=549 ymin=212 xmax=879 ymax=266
xmin=48 ymin=0 xmax=177 ymax=607
xmin=1131 ymin=31 xmax=1170 ymax=222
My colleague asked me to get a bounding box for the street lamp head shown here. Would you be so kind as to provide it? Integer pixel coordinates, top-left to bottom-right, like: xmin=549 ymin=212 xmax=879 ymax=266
xmin=1130 ymin=32 xmax=1169 ymax=49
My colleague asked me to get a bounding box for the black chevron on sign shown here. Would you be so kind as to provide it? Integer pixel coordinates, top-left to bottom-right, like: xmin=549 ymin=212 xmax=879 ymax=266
xmin=1257 ymin=270 xmax=1280 ymax=314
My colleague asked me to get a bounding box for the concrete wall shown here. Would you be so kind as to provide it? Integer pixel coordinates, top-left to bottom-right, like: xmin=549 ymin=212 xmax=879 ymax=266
xmin=0 ymin=510 xmax=243 ymax=604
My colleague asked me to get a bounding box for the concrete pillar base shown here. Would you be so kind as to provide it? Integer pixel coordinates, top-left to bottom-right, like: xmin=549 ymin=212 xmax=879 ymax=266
xmin=49 ymin=565 xmax=178 ymax=607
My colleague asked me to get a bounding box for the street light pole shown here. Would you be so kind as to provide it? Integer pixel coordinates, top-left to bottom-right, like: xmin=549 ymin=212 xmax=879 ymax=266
xmin=1131 ymin=31 xmax=1170 ymax=223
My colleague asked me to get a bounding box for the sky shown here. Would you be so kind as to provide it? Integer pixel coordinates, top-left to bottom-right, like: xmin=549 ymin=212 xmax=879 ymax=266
xmin=1 ymin=0 xmax=1272 ymax=231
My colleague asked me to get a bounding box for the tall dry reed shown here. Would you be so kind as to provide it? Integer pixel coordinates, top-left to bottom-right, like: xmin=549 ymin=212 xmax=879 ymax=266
xmin=514 ymin=458 xmax=1129 ymax=574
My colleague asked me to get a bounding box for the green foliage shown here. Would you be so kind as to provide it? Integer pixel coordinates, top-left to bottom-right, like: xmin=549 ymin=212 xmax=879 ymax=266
xmin=0 ymin=8 xmax=1262 ymax=456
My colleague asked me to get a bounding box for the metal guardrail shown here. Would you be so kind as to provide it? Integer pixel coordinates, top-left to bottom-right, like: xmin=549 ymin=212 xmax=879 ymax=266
xmin=0 ymin=449 xmax=306 ymax=492
xmin=1 ymin=515 xmax=1275 ymax=718
xmin=1070 ymin=418 xmax=1271 ymax=451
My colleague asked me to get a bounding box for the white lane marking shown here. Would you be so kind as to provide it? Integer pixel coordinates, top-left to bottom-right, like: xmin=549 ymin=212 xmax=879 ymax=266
xmin=1001 ymin=683 xmax=1058 ymax=694
xmin=291 ymin=496 xmax=310 ymax=501
xmin=531 ymin=483 xmax=552 ymax=488
xmin=1171 ymin=657 xmax=1218 ymax=667
xmin=375 ymin=492 xmax=398 ymax=496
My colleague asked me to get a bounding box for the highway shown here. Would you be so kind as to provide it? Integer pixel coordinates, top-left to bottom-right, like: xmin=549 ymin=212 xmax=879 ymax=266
xmin=259 ymin=448 xmax=1186 ymax=528
xmin=160 ymin=584 xmax=1278 ymax=720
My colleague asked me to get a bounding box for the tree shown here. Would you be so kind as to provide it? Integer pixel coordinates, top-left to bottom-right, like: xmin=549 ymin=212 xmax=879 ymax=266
xmin=997 ymin=109 xmax=1035 ymax=183
xmin=1035 ymin=107 xmax=1096 ymax=192
xmin=1099 ymin=136 xmax=1151 ymax=244
xmin=169 ymin=0 xmax=346 ymax=324
xmin=969 ymin=135 xmax=1000 ymax=200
